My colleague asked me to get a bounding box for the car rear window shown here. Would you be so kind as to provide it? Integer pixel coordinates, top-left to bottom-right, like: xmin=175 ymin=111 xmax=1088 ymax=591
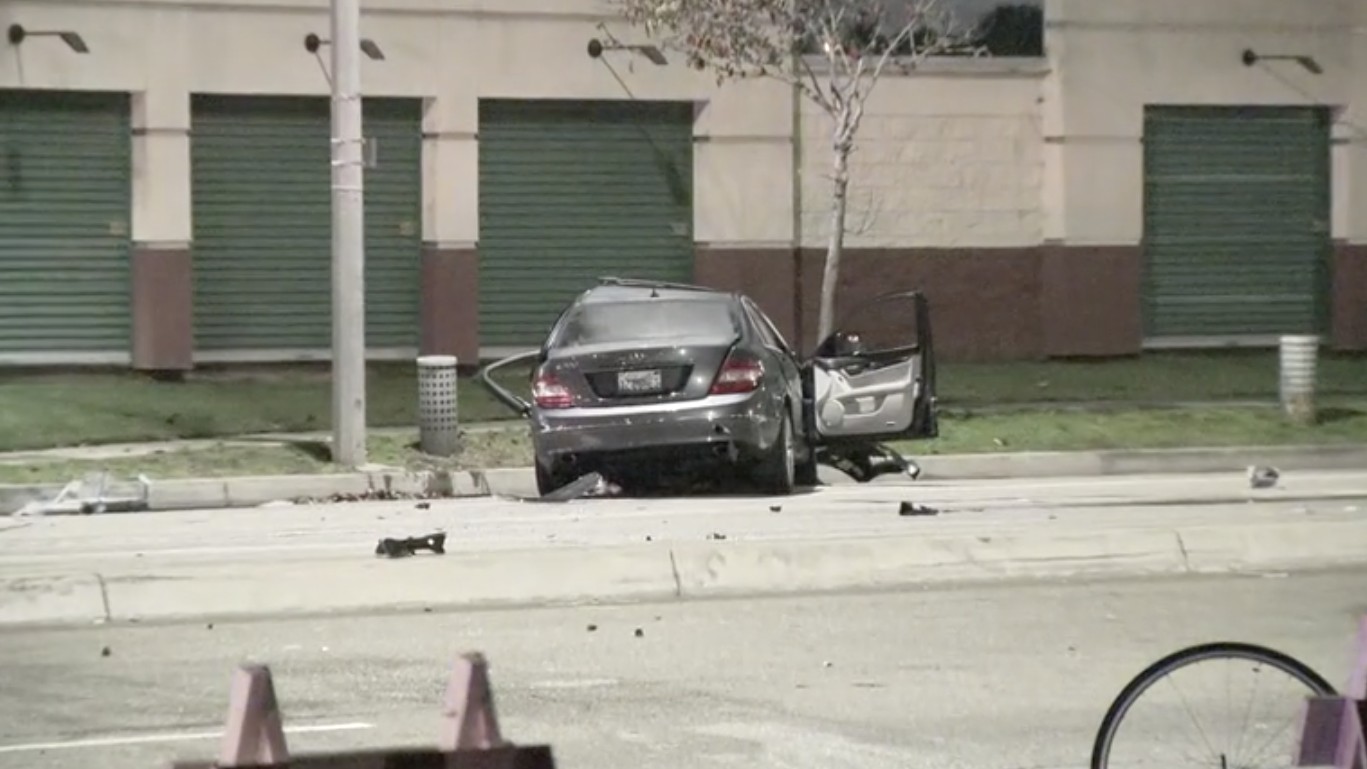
xmin=552 ymin=299 xmax=739 ymax=348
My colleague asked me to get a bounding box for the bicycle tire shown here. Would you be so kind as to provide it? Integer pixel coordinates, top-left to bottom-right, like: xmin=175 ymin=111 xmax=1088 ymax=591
xmin=1090 ymin=641 xmax=1337 ymax=769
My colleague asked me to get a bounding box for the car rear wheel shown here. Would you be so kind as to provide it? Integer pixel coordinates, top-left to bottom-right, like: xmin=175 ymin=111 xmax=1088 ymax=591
xmin=754 ymin=412 xmax=796 ymax=495
xmin=535 ymin=460 xmax=569 ymax=497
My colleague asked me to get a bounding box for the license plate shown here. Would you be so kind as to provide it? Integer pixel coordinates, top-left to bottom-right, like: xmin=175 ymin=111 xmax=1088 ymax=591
xmin=617 ymin=369 xmax=663 ymax=393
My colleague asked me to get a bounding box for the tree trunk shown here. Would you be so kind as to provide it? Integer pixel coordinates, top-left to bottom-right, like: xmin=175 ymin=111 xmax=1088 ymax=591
xmin=817 ymin=144 xmax=851 ymax=345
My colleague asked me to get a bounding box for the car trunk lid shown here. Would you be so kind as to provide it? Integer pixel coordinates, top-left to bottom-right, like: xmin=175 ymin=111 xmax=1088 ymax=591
xmin=542 ymin=338 xmax=735 ymax=406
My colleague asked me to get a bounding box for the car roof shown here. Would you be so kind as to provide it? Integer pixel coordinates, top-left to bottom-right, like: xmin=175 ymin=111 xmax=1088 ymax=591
xmin=577 ymin=284 xmax=735 ymax=305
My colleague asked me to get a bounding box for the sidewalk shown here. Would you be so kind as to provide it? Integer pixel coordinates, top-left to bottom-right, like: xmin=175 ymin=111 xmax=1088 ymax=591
xmin=2 ymin=470 xmax=1365 ymax=626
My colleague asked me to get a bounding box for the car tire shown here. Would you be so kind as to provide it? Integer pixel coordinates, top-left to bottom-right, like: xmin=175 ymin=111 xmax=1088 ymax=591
xmin=535 ymin=460 xmax=567 ymax=497
xmin=755 ymin=412 xmax=796 ymax=495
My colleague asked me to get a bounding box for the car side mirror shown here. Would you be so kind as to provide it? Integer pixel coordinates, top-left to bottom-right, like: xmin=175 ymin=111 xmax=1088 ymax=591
xmin=814 ymin=331 xmax=864 ymax=358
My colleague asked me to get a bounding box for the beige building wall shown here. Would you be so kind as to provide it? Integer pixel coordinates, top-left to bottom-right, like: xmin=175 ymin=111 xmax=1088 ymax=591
xmin=0 ymin=0 xmax=795 ymax=252
xmin=798 ymin=61 xmax=1047 ymax=250
xmin=1045 ymin=0 xmax=1358 ymax=246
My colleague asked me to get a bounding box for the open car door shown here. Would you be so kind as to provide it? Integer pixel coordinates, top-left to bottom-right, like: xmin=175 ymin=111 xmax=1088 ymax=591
xmin=476 ymin=349 xmax=539 ymax=418
xmin=802 ymin=291 xmax=937 ymax=481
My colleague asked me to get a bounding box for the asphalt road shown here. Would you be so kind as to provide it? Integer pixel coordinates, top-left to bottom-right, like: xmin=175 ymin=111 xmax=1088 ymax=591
xmin=0 ymin=568 xmax=1363 ymax=769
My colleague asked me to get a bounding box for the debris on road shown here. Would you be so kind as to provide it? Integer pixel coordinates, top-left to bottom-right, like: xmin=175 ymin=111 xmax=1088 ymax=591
xmin=533 ymin=472 xmax=622 ymax=503
xmin=100 ymin=645 xmax=112 ymax=658
xmin=587 ymin=624 xmax=598 ymax=632
xmin=416 ymin=502 xmax=431 ymax=510
xmin=16 ymin=472 xmax=150 ymax=517
xmin=769 ymin=505 xmax=782 ymax=513
xmin=296 ymin=487 xmax=451 ymax=505
xmin=707 ymin=532 xmax=728 ymax=540
xmin=898 ymin=501 xmax=939 ymax=517
xmin=634 ymin=628 xmax=644 ymax=638
xmin=375 ymin=532 xmax=448 ymax=558
xmin=1248 ymin=465 xmax=1280 ymax=489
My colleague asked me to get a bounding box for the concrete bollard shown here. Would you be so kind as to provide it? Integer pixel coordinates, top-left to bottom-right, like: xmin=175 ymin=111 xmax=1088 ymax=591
xmin=1279 ymin=335 xmax=1319 ymax=426
xmin=417 ymin=355 xmax=460 ymax=457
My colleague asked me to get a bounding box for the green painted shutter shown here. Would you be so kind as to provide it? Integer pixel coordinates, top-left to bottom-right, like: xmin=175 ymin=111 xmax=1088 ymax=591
xmin=1143 ymin=106 xmax=1331 ymax=338
xmin=478 ymin=99 xmax=695 ymax=348
xmin=0 ymin=90 xmax=131 ymax=356
xmin=191 ymin=95 xmax=422 ymax=352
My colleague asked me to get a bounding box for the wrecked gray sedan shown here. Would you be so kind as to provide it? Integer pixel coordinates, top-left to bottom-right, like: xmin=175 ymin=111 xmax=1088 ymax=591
xmin=477 ymin=277 xmax=938 ymax=496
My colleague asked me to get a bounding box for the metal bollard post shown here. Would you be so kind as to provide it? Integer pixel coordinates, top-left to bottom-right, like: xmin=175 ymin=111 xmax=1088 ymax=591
xmin=1279 ymin=334 xmax=1319 ymax=426
xmin=417 ymin=355 xmax=460 ymax=457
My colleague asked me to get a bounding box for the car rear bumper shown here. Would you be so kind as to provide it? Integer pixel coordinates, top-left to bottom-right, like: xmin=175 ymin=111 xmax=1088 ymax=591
xmin=531 ymin=392 xmax=773 ymax=461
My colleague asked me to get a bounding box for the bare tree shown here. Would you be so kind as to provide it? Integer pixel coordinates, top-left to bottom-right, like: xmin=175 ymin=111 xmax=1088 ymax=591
xmin=607 ymin=0 xmax=975 ymax=344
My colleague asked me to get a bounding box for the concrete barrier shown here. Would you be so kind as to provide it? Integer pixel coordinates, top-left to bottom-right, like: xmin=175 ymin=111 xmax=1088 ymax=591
xmin=97 ymin=545 xmax=680 ymax=623
xmin=0 ymin=574 xmax=107 ymax=625
xmin=5 ymin=511 xmax=1363 ymax=627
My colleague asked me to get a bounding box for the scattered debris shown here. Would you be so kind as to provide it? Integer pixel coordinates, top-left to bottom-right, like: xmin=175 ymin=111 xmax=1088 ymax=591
xmin=416 ymin=502 xmax=431 ymax=510
xmin=633 ymin=628 xmax=644 ymax=638
xmin=820 ymin=443 xmax=921 ymax=483
xmin=822 ymin=661 xmax=833 ymax=668
xmin=898 ymin=501 xmax=939 ymax=517
xmin=100 ymin=646 xmax=112 ymax=658
xmin=206 ymin=623 xmax=214 ymax=630
xmin=375 ymin=532 xmax=448 ymax=558
xmin=706 ymin=532 xmax=727 ymax=540
xmin=17 ymin=473 xmax=151 ymax=517
xmin=1247 ymin=465 xmax=1280 ymax=489
xmin=296 ymin=487 xmax=450 ymax=504
xmin=534 ymin=472 xmax=622 ymax=503
xmin=1347 ymin=505 xmax=1360 ymax=513
xmin=587 ymin=624 xmax=598 ymax=632
xmin=769 ymin=505 xmax=782 ymax=513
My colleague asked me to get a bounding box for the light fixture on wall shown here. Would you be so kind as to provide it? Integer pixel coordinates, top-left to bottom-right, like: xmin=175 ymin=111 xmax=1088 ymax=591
xmin=304 ymin=32 xmax=386 ymax=61
xmin=587 ymin=37 xmax=668 ymax=66
xmin=7 ymin=23 xmax=89 ymax=54
xmin=1242 ymin=48 xmax=1323 ymax=75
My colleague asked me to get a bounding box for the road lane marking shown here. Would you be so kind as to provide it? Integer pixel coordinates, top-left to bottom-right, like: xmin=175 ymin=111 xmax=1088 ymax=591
xmin=0 ymin=722 xmax=373 ymax=754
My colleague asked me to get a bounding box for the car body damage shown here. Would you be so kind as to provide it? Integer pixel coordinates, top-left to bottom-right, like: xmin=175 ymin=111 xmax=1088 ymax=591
xmin=475 ymin=277 xmax=938 ymax=496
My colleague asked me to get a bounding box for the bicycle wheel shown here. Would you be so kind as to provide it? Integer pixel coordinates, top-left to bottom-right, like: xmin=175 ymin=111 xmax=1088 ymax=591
xmin=1092 ymin=642 xmax=1337 ymax=769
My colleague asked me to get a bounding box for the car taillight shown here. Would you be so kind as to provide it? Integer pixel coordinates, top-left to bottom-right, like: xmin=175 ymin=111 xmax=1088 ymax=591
xmin=709 ymin=352 xmax=764 ymax=395
xmin=532 ymin=372 xmax=576 ymax=409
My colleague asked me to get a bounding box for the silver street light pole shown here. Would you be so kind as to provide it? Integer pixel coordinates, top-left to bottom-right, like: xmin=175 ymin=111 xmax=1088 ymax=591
xmin=330 ymin=0 xmax=368 ymax=467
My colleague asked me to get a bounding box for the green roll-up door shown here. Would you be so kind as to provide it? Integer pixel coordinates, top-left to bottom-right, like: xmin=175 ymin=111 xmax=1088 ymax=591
xmin=191 ymin=95 xmax=422 ymax=352
xmin=1143 ymin=106 xmax=1331 ymax=339
xmin=0 ymin=90 xmax=131 ymax=356
xmin=478 ymin=99 xmax=695 ymax=347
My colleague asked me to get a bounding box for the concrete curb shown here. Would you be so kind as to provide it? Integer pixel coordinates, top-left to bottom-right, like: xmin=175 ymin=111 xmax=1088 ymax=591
xmin=3 ymin=443 xmax=1366 ymax=515
xmin=3 ymin=516 xmax=1364 ymax=627
xmin=915 ymin=444 xmax=1367 ymax=480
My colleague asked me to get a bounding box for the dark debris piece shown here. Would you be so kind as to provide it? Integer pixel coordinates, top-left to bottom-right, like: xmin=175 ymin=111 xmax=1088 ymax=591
xmin=707 ymin=532 xmax=728 ymax=540
xmin=633 ymin=628 xmax=644 ymax=638
xmin=297 ymin=488 xmax=451 ymax=504
xmin=375 ymin=532 xmax=448 ymax=558
xmin=898 ymin=501 xmax=939 ymax=517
